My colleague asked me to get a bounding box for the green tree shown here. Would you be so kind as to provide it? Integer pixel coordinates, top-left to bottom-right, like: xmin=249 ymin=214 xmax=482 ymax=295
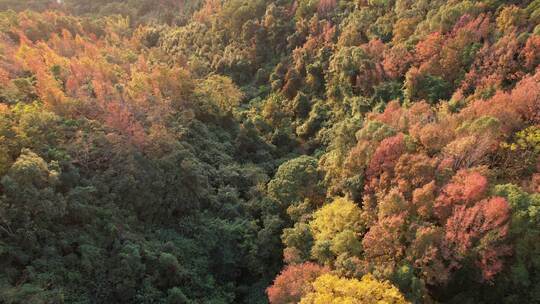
xmin=267 ymin=156 xmax=323 ymax=208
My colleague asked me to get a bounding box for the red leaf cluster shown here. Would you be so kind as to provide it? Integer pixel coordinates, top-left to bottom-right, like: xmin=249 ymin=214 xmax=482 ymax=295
xmin=267 ymin=263 xmax=329 ymax=304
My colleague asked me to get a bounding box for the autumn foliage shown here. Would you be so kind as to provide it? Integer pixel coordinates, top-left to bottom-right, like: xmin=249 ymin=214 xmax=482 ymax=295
xmin=0 ymin=1 xmax=539 ymax=303
xmin=266 ymin=263 xmax=329 ymax=304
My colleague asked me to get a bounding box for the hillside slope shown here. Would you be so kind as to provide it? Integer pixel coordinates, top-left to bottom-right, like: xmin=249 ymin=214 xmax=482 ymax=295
xmin=0 ymin=0 xmax=539 ymax=303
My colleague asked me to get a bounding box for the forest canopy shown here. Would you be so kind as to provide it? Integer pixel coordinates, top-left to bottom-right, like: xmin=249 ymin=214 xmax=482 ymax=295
xmin=0 ymin=0 xmax=539 ymax=303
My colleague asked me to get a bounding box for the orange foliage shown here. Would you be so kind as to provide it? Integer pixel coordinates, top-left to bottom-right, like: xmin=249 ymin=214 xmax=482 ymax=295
xmin=412 ymin=181 xmax=437 ymax=219
xmin=463 ymin=71 xmax=540 ymax=130
xmin=16 ymin=42 xmax=70 ymax=113
xmin=0 ymin=67 xmax=9 ymax=86
xmin=443 ymin=197 xmax=511 ymax=281
xmin=193 ymin=0 xmax=222 ymax=24
xmin=366 ymin=133 xmax=406 ymax=180
xmin=521 ymin=35 xmax=540 ymax=71
xmin=461 ymin=32 xmax=524 ymax=93
xmin=452 ymin=13 xmax=491 ymax=41
xmin=408 ymin=225 xmax=448 ymax=285
xmin=415 ymin=32 xmax=444 ymax=66
xmin=266 ymin=263 xmax=329 ymax=304
xmin=2 ymin=10 xmax=188 ymax=150
xmin=372 ymin=101 xmax=404 ymax=130
xmin=362 ymin=214 xmax=407 ymax=272
xmin=394 ymin=153 xmax=436 ymax=196
xmin=412 ymin=118 xmax=454 ymax=154
xmin=382 ymin=44 xmax=413 ymax=79
xmin=317 ymin=0 xmax=337 ymax=16
xmin=105 ymin=103 xmax=147 ymax=149
xmin=435 ymin=170 xmax=488 ymax=220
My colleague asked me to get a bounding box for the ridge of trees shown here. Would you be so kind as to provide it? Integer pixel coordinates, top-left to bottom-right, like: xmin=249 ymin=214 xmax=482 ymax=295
xmin=0 ymin=0 xmax=538 ymax=303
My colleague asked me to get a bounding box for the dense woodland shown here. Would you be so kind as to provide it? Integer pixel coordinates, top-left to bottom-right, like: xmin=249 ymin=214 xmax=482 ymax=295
xmin=0 ymin=0 xmax=539 ymax=303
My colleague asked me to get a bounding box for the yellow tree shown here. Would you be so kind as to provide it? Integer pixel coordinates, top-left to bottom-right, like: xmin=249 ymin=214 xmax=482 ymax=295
xmin=309 ymin=198 xmax=364 ymax=262
xmin=195 ymin=74 xmax=244 ymax=114
xmin=300 ymin=274 xmax=409 ymax=304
